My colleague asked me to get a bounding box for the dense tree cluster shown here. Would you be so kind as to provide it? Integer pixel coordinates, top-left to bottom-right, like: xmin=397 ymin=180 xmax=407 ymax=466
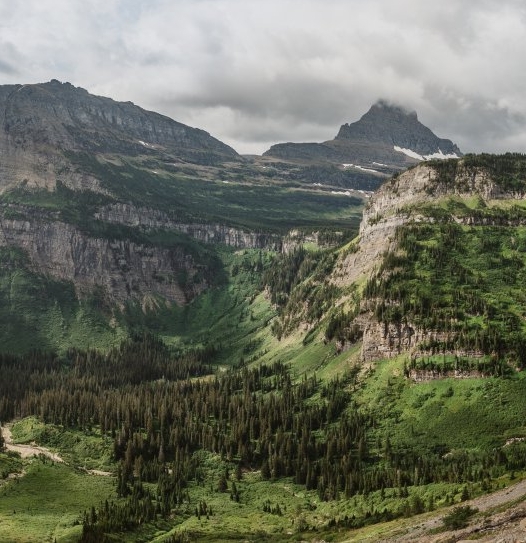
xmin=364 ymin=222 xmax=526 ymax=367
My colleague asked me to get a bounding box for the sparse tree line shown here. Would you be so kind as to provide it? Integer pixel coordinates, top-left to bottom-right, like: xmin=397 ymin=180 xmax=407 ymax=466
xmin=405 ymin=354 xmax=511 ymax=379
xmin=263 ymin=246 xmax=339 ymax=339
xmin=427 ymin=153 xmax=526 ymax=193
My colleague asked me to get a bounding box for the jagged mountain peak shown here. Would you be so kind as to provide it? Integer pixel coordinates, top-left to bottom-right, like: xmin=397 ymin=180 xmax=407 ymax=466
xmin=335 ymin=99 xmax=461 ymax=157
xmin=263 ymin=101 xmax=461 ymax=171
xmin=357 ymin=99 xmax=418 ymax=123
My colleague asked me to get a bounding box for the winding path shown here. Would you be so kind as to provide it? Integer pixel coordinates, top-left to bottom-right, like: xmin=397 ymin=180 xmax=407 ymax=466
xmin=1 ymin=424 xmax=64 ymax=463
xmin=1 ymin=424 xmax=112 ymax=476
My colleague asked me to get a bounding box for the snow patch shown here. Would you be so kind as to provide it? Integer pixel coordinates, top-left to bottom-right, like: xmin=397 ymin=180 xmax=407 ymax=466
xmin=331 ymin=190 xmax=372 ymax=198
xmin=138 ymin=140 xmax=155 ymax=148
xmin=394 ymin=146 xmax=459 ymax=161
xmin=342 ymin=163 xmax=379 ymax=173
xmin=331 ymin=190 xmax=353 ymax=196
xmin=393 ymin=146 xmax=425 ymax=160
xmin=423 ymin=149 xmax=460 ymax=160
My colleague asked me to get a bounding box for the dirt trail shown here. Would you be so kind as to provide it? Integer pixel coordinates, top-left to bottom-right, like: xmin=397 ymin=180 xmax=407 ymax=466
xmin=1 ymin=424 xmax=112 ymax=476
xmin=1 ymin=424 xmax=64 ymax=463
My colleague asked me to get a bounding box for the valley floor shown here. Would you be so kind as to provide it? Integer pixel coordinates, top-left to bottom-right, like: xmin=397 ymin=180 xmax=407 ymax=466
xmin=2 ymin=417 xmax=526 ymax=542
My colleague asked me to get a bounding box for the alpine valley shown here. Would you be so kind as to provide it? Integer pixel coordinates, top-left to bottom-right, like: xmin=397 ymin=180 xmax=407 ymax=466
xmin=1 ymin=80 xmax=526 ymax=543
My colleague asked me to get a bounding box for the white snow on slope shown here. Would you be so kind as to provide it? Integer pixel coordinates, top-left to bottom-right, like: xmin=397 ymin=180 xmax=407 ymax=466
xmin=342 ymin=163 xmax=379 ymax=173
xmin=138 ymin=140 xmax=155 ymax=148
xmin=423 ymin=149 xmax=460 ymax=160
xmin=331 ymin=190 xmax=372 ymax=198
xmin=394 ymin=146 xmax=459 ymax=161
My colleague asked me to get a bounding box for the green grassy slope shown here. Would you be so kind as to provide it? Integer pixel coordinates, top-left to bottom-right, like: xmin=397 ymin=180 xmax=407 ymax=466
xmin=59 ymin=152 xmax=365 ymax=233
xmin=0 ymin=457 xmax=115 ymax=543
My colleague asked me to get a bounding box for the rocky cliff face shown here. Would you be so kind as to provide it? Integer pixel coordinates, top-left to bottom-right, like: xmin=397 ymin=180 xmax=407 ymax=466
xmin=336 ymin=159 xmax=526 ymax=362
xmin=94 ymin=203 xmax=282 ymax=251
xmin=0 ymin=197 xmax=287 ymax=307
xmin=0 ymin=207 xmax=208 ymax=305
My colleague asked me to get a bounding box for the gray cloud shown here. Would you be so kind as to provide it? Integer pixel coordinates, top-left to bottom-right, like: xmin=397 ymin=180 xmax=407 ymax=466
xmin=0 ymin=40 xmax=22 ymax=75
xmin=1 ymin=0 xmax=526 ymax=154
xmin=0 ymin=59 xmax=18 ymax=75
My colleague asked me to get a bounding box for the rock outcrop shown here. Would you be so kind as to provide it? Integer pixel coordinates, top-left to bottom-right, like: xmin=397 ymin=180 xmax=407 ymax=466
xmin=0 ymin=210 xmax=208 ymax=305
xmin=94 ymin=203 xmax=282 ymax=251
xmin=336 ymin=158 xmax=526 ymax=362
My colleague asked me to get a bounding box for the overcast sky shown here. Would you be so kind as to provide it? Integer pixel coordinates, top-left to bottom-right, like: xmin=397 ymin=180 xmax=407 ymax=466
xmin=1 ymin=0 xmax=525 ymax=154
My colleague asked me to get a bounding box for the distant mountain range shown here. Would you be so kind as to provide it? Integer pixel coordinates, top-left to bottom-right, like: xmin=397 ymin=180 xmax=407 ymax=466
xmin=263 ymin=100 xmax=462 ymax=174
xmin=0 ymin=80 xmax=462 ymax=194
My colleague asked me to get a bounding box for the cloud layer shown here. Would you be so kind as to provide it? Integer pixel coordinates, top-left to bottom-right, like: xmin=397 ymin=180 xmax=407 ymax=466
xmin=2 ymin=0 xmax=526 ymax=154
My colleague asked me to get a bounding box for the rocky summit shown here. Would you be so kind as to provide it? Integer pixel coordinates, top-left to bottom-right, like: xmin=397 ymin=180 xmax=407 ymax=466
xmin=263 ymin=100 xmax=462 ymax=173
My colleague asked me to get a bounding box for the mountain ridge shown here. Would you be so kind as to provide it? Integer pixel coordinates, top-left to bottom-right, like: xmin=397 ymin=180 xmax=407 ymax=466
xmin=263 ymin=99 xmax=462 ymax=172
xmin=0 ymin=79 xmax=241 ymax=194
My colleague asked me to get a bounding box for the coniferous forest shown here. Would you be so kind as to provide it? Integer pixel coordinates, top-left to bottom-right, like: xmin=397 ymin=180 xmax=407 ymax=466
xmin=2 ymin=331 xmax=526 ymax=541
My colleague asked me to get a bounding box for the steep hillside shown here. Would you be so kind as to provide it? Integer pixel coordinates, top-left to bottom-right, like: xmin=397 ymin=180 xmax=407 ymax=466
xmin=0 ymin=79 xmax=239 ymax=190
xmin=324 ymin=153 xmax=526 ymax=368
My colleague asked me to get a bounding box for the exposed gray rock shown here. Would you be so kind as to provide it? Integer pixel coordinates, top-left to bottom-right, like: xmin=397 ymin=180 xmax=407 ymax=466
xmin=264 ymin=101 xmax=462 ymax=172
xmin=94 ymin=203 xmax=283 ymax=250
xmin=0 ymin=212 xmax=208 ymax=305
xmin=0 ymin=80 xmax=240 ymax=192
xmin=336 ymin=101 xmax=461 ymax=157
